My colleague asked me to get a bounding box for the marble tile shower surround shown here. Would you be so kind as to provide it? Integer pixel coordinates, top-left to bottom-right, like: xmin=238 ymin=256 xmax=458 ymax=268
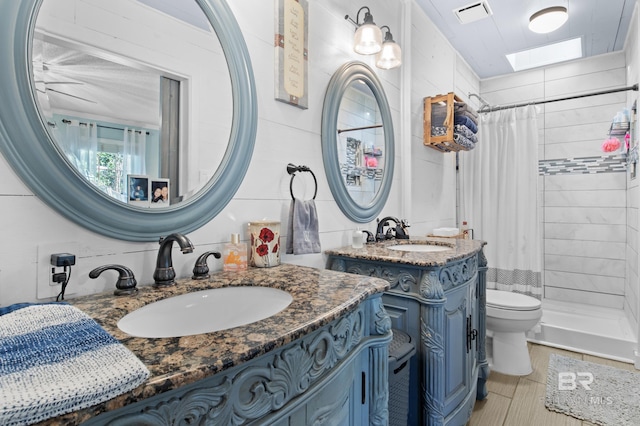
xmin=540 ymin=155 xmax=628 ymax=309
xmin=537 ymin=148 xmax=628 ymax=311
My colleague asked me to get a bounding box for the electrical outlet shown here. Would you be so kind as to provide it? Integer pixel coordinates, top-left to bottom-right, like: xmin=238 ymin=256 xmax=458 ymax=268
xmin=37 ymin=242 xmax=81 ymax=299
xmin=51 ymin=253 xmax=76 ymax=267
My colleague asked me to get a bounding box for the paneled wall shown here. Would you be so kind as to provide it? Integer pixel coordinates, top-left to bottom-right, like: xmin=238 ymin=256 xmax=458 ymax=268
xmin=480 ymin=52 xmax=632 ymax=311
xmin=0 ymin=0 xmax=474 ymax=305
xmin=409 ymin=1 xmax=479 ymax=235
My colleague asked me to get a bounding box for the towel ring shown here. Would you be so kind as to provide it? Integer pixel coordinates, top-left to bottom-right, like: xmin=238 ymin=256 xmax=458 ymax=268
xmin=286 ymin=163 xmax=317 ymax=200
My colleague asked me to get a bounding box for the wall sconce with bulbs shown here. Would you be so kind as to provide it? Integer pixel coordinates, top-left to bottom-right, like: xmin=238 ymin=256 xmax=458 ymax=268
xmin=376 ymin=26 xmax=402 ymax=69
xmin=345 ymin=6 xmax=402 ymax=69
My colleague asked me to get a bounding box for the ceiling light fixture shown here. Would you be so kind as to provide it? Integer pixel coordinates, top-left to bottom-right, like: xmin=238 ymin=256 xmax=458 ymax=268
xmin=376 ymin=26 xmax=402 ymax=69
xmin=528 ymin=6 xmax=568 ymax=34
xmin=348 ymin=6 xmax=382 ymax=55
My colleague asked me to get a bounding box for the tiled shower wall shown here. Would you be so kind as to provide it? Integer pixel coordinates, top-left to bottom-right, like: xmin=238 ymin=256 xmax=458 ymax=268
xmin=480 ymin=51 xmax=631 ymax=311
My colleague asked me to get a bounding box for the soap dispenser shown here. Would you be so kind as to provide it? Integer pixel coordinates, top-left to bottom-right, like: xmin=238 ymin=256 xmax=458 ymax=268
xmin=223 ymin=233 xmax=248 ymax=271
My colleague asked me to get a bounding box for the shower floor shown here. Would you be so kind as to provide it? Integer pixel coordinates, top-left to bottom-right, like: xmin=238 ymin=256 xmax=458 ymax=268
xmin=527 ymin=298 xmax=637 ymax=364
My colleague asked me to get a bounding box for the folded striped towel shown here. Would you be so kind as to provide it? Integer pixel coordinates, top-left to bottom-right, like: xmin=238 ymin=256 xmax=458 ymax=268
xmin=0 ymin=303 xmax=149 ymax=426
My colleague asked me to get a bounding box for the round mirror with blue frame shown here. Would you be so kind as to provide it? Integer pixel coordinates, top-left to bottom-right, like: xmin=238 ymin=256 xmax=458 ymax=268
xmin=321 ymin=61 xmax=394 ymax=223
xmin=0 ymin=0 xmax=257 ymax=241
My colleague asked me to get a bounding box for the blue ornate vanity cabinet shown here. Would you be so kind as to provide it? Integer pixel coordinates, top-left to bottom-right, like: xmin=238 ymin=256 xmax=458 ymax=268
xmin=326 ymin=239 xmax=489 ymax=426
xmin=83 ymin=297 xmax=391 ymax=425
xmin=53 ymin=264 xmax=393 ymax=425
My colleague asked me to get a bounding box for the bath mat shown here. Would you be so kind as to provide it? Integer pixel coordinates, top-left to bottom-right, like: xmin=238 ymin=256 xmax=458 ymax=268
xmin=545 ymin=353 xmax=640 ymax=425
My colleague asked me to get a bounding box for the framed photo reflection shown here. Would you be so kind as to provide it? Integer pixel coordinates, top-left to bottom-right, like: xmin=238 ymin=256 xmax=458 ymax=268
xmin=127 ymin=175 xmax=149 ymax=207
xmin=150 ymin=178 xmax=170 ymax=208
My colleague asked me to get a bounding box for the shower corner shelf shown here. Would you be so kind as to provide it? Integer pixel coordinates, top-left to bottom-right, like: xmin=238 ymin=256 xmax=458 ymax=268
xmin=424 ymin=92 xmax=470 ymax=153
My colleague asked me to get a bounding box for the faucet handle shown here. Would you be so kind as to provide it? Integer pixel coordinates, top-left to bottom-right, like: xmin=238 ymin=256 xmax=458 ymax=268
xmin=395 ymin=219 xmax=411 ymax=239
xmin=192 ymin=251 xmax=221 ymax=280
xmin=89 ymin=264 xmax=138 ymax=296
xmin=362 ymin=230 xmax=376 ymax=243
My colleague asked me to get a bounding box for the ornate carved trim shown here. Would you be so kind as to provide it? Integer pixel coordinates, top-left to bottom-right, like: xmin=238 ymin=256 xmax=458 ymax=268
xmin=107 ymin=306 xmax=369 ymax=424
xmin=393 ymin=270 xmax=418 ymax=292
xmin=329 ymin=258 xmax=346 ymax=272
xmin=345 ymin=263 xmax=418 ymax=293
xmin=420 ymin=270 xmax=444 ymax=300
xmin=439 ymin=256 xmax=477 ymax=291
xmin=421 ymin=314 xmax=445 ymax=426
xmin=310 ymin=386 xmax=351 ymax=425
xmin=369 ymin=346 xmax=390 ymax=426
xmin=478 ymin=248 xmax=487 ymax=269
xmin=371 ymin=296 xmax=392 ymax=335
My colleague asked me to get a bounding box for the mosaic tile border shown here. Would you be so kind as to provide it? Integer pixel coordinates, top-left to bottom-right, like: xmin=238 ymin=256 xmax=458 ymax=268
xmin=539 ymin=154 xmax=627 ymax=176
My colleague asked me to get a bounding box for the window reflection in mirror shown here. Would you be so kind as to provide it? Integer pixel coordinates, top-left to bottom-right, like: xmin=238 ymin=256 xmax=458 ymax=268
xmin=336 ymin=81 xmax=385 ymax=207
xmin=32 ymin=0 xmax=232 ymax=207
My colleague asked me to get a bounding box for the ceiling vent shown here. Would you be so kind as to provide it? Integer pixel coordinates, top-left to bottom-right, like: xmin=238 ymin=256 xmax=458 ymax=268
xmin=453 ymin=1 xmax=493 ymax=24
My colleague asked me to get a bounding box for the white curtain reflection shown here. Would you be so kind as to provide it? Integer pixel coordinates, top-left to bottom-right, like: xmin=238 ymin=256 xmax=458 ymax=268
xmin=60 ymin=120 xmax=98 ymax=183
xmin=122 ymin=126 xmax=147 ymax=178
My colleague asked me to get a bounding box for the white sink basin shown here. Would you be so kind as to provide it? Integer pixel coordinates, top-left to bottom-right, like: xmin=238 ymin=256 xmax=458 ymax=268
xmin=387 ymin=244 xmax=451 ymax=253
xmin=117 ymin=286 xmax=293 ymax=338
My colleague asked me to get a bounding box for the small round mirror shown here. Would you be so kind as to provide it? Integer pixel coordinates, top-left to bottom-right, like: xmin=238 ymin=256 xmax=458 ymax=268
xmin=321 ymin=61 xmax=394 ymax=223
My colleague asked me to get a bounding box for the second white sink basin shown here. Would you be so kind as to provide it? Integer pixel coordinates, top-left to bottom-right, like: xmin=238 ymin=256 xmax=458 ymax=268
xmin=387 ymin=244 xmax=451 ymax=253
xmin=117 ymin=286 xmax=293 ymax=338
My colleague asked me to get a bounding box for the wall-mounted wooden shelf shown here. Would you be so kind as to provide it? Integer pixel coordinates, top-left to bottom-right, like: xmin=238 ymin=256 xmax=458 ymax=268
xmin=424 ymin=92 xmax=470 ymax=153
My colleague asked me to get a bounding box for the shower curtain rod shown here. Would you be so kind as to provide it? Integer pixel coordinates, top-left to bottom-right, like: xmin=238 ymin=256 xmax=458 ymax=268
xmin=337 ymin=124 xmax=383 ymax=134
xmin=471 ymin=84 xmax=639 ymax=113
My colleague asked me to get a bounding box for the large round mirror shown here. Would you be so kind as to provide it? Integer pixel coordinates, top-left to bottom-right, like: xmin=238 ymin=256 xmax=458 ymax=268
xmin=33 ymin=0 xmax=233 ymax=207
xmin=0 ymin=0 xmax=256 ymax=241
xmin=321 ymin=61 xmax=394 ymax=223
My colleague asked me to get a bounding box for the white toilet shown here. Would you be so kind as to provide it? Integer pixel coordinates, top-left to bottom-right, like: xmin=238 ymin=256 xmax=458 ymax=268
xmin=486 ymin=289 xmax=542 ymax=375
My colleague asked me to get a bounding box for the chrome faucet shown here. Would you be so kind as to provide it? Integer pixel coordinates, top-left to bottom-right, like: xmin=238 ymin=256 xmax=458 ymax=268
xmin=376 ymin=217 xmax=410 ymax=241
xmin=153 ymin=233 xmax=194 ymax=286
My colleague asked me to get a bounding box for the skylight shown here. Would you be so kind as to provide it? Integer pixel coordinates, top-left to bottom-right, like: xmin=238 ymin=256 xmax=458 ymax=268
xmin=506 ymin=37 xmax=583 ymax=72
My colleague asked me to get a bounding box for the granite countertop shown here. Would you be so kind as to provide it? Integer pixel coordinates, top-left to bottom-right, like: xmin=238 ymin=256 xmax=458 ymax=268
xmin=41 ymin=263 xmax=389 ymax=425
xmin=325 ymin=237 xmax=486 ymax=267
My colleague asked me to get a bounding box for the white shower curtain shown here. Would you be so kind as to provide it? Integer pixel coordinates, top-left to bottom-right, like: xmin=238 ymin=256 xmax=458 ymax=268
xmin=460 ymin=105 xmax=542 ymax=299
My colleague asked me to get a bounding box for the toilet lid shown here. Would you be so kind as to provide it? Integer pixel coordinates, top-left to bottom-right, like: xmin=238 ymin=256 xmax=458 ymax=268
xmin=486 ymin=289 xmax=541 ymax=311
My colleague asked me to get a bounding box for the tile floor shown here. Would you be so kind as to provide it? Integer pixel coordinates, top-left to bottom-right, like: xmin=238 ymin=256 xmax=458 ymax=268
xmin=468 ymin=343 xmax=639 ymax=426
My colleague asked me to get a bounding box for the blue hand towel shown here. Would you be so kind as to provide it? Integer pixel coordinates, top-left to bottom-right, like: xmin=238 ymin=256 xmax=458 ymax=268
xmin=0 ymin=303 xmax=149 ymax=425
xmin=286 ymin=198 xmax=321 ymax=255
